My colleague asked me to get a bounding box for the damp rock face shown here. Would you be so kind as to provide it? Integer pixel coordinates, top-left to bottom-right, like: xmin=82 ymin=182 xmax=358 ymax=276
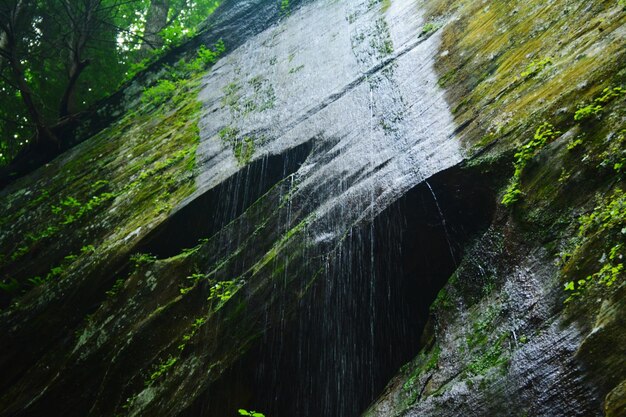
xmin=0 ymin=0 xmax=624 ymax=417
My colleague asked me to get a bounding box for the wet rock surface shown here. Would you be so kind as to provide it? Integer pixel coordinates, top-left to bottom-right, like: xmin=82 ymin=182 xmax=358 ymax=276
xmin=0 ymin=0 xmax=624 ymax=416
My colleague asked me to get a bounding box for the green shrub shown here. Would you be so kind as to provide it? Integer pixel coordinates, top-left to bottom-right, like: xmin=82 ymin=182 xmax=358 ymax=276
xmin=142 ymin=80 xmax=177 ymax=106
xmin=574 ymin=86 xmax=625 ymax=121
xmin=186 ymin=39 xmax=226 ymax=72
xmin=574 ymin=104 xmax=603 ymax=121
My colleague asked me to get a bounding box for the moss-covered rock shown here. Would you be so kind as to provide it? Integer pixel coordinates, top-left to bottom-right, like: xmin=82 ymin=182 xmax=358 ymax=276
xmin=0 ymin=0 xmax=624 ymax=416
xmin=366 ymin=1 xmax=625 ymax=416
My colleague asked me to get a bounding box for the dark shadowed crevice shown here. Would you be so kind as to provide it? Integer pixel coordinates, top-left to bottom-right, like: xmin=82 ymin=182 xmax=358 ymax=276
xmin=136 ymin=140 xmax=314 ymax=258
xmin=180 ymin=164 xmax=496 ymax=417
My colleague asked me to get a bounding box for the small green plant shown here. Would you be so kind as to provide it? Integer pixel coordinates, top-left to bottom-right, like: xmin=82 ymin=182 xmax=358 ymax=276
xmin=280 ymin=0 xmax=290 ymax=15
xmin=595 ymin=86 xmax=626 ymax=104
xmin=11 ymin=245 xmax=30 ymax=261
xmin=574 ymin=104 xmax=603 ymax=121
xmin=147 ymin=355 xmax=178 ymax=385
xmin=239 ymin=409 xmax=265 ymax=417
xmin=0 ymin=278 xmax=19 ymax=294
xmin=520 ymin=57 xmax=552 ymax=78
xmin=142 ymin=79 xmax=177 ymax=106
xmin=599 ymin=129 xmax=626 ymax=174
xmin=28 ymin=276 xmax=46 ymax=286
xmin=502 ymin=123 xmax=561 ymax=206
xmin=222 ymin=82 xmax=242 ymax=111
xmin=218 ymin=126 xmax=239 ymax=145
xmin=91 ymin=179 xmax=110 ymax=192
xmin=372 ymin=18 xmax=394 ymax=56
xmin=209 ymin=280 xmax=239 ymax=303
xmin=130 ymin=253 xmax=157 ymax=270
xmin=81 ymin=244 xmax=96 ymax=253
xmin=574 ymin=86 xmax=626 ymax=121
xmin=566 ymin=137 xmax=584 ymax=151
xmin=421 ymin=22 xmax=442 ymax=36
xmin=186 ymin=39 xmax=226 ymax=72
xmin=105 ymin=278 xmax=126 ymax=298
xmin=177 ymin=316 xmax=207 ymax=351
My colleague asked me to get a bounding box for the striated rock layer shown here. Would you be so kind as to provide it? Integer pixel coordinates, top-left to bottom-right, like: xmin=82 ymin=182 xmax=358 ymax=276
xmin=0 ymin=0 xmax=624 ymax=416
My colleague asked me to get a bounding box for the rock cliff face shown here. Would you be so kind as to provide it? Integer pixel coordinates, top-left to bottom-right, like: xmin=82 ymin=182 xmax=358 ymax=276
xmin=0 ymin=0 xmax=624 ymax=417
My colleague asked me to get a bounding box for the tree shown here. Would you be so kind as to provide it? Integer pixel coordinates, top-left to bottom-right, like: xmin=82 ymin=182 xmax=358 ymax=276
xmin=140 ymin=0 xmax=170 ymax=55
xmin=139 ymin=0 xmax=220 ymax=55
xmin=0 ymin=0 xmax=221 ymax=166
xmin=0 ymin=0 xmax=58 ymax=148
xmin=0 ymin=0 xmax=140 ymax=160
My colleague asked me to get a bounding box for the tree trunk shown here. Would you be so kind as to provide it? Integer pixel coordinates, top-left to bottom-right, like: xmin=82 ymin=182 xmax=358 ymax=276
xmin=58 ymin=0 xmax=97 ymax=118
xmin=140 ymin=0 xmax=170 ymax=56
xmin=0 ymin=30 xmax=7 ymax=71
xmin=8 ymin=37 xmax=57 ymax=146
xmin=58 ymin=59 xmax=89 ymax=118
xmin=2 ymin=0 xmax=58 ymax=147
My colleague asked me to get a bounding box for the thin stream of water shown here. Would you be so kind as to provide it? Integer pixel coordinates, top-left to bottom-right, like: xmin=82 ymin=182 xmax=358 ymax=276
xmin=425 ymin=180 xmax=457 ymax=265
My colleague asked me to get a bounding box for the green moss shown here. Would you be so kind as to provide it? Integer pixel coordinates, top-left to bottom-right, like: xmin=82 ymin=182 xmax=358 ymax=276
xmin=400 ymin=344 xmax=442 ymax=405
xmin=289 ymin=65 xmax=305 ymax=74
xmin=402 ymin=346 xmax=441 ymax=390
xmin=502 ymin=123 xmax=561 ymax=207
xmin=465 ymin=333 xmax=509 ymax=376
xmin=562 ymin=188 xmax=626 ymax=302
xmin=520 ymin=57 xmax=552 ymax=78
xmin=234 ymin=136 xmax=256 ymax=165
xmin=466 ymin=304 xmax=500 ymax=349
xmin=431 ymin=287 xmax=452 ymax=312
xmin=251 ymin=214 xmax=314 ymax=275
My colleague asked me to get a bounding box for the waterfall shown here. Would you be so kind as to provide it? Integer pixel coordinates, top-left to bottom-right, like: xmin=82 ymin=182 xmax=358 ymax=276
xmin=189 ymin=0 xmax=464 ymax=415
